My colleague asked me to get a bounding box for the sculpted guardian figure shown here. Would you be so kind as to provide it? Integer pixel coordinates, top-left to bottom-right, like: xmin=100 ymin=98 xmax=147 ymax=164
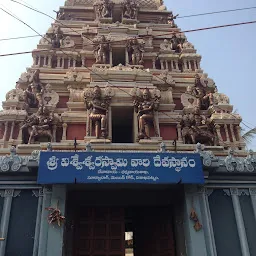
xmin=122 ymin=0 xmax=138 ymax=19
xmin=133 ymin=88 xmax=160 ymax=140
xmin=127 ymin=38 xmax=145 ymax=65
xmin=93 ymin=35 xmax=110 ymax=64
xmin=94 ymin=0 xmax=114 ymax=19
xmin=21 ymin=106 xmax=54 ymax=144
xmin=85 ymin=86 xmax=111 ymax=139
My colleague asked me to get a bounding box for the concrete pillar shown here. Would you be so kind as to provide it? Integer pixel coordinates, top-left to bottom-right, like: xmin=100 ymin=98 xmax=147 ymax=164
xmin=9 ymin=121 xmax=15 ymax=141
xmin=46 ymin=185 xmax=66 ymax=256
xmin=38 ymin=187 xmax=52 ymax=256
xmin=224 ymin=124 xmax=230 ymax=142
xmin=230 ymin=188 xmax=250 ymax=256
xmin=183 ymin=185 xmax=208 ymax=256
xmin=62 ymin=123 xmax=67 ymax=141
xmin=0 ymin=190 xmax=21 ymax=255
xmin=177 ymin=124 xmax=182 ymax=142
xmin=199 ymin=188 xmax=217 ymax=256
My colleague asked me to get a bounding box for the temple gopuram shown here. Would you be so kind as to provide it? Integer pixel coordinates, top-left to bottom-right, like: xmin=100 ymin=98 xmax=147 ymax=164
xmin=0 ymin=0 xmax=256 ymax=256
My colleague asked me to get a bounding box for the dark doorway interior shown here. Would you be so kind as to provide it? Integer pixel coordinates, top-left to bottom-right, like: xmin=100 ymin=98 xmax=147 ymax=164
xmin=112 ymin=107 xmax=134 ymax=143
xmin=112 ymin=48 xmax=126 ymax=66
xmin=69 ymin=206 xmax=176 ymax=256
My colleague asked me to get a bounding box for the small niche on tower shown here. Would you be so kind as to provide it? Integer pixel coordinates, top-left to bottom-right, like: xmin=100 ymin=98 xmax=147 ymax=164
xmin=112 ymin=107 xmax=134 ymax=143
xmin=112 ymin=48 xmax=126 ymax=66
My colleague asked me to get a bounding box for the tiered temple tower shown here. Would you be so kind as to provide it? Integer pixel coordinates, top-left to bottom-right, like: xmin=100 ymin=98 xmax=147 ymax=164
xmin=1 ymin=1 xmax=256 ymax=256
xmin=0 ymin=0 xmax=245 ymax=152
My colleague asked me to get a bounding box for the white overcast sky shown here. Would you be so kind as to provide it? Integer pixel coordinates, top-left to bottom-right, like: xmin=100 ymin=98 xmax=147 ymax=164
xmin=0 ymin=0 xmax=256 ymax=149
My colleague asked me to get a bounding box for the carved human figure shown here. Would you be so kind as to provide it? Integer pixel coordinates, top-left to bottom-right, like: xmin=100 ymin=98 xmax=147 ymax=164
xmin=95 ymin=0 xmax=113 ymax=18
xmin=21 ymin=106 xmax=53 ymax=144
xmin=171 ymin=34 xmax=183 ymax=53
xmin=127 ymin=39 xmax=145 ymax=65
xmin=94 ymin=35 xmax=110 ymax=64
xmin=134 ymin=88 xmax=157 ymax=140
xmin=50 ymin=26 xmax=63 ymax=48
xmin=181 ymin=107 xmax=215 ymax=145
xmin=167 ymin=12 xmax=179 ymax=27
xmin=85 ymin=86 xmax=109 ymax=139
xmin=122 ymin=0 xmax=138 ymax=19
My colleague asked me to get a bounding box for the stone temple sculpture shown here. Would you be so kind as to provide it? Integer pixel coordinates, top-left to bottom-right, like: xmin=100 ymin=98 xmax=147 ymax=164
xmin=127 ymin=39 xmax=145 ymax=65
xmin=132 ymin=88 xmax=161 ymax=140
xmin=85 ymin=86 xmax=113 ymax=139
xmin=93 ymin=35 xmax=110 ymax=64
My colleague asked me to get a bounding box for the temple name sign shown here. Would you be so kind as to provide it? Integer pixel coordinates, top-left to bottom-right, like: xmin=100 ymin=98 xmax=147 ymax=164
xmin=37 ymin=152 xmax=204 ymax=184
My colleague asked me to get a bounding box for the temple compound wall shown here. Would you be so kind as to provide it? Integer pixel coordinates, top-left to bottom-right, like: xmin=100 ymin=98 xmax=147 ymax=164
xmin=0 ymin=0 xmax=255 ymax=256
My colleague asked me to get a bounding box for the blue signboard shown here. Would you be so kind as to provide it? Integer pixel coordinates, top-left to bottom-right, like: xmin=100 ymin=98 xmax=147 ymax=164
xmin=37 ymin=152 xmax=204 ymax=184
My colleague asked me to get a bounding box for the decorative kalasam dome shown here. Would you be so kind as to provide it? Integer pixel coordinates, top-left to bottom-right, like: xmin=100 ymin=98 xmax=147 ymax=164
xmin=65 ymin=0 xmax=162 ymax=9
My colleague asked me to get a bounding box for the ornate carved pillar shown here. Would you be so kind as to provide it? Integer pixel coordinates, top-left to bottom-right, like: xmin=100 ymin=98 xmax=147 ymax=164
xmin=61 ymin=123 xmax=67 ymax=141
xmin=224 ymin=124 xmax=230 ymax=142
xmin=43 ymin=55 xmax=47 ymax=67
xmin=0 ymin=189 xmax=21 ymax=255
xmin=236 ymin=126 xmax=243 ymax=142
xmin=68 ymin=58 xmax=71 ymax=68
xmin=73 ymin=59 xmax=76 ymax=68
xmin=165 ymin=60 xmax=169 ymax=70
xmin=125 ymin=49 xmax=129 ymax=65
xmin=152 ymin=58 xmax=156 ymax=69
xmin=215 ymin=124 xmax=223 ymax=145
xmin=57 ymin=57 xmax=61 ymax=68
xmin=61 ymin=57 xmax=65 ymax=69
xmin=17 ymin=122 xmax=23 ymax=141
xmin=3 ymin=121 xmax=8 ymax=143
xmin=230 ymin=124 xmax=237 ymax=142
xmin=48 ymin=55 xmax=52 ymax=68
xmin=160 ymin=60 xmax=164 ymax=70
xmin=177 ymin=124 xmax=183 ymax=142
xmin=170 ymin=60 xmax=174 ymax=71
xmin=82 ymin=57 xmax=86 ymax=67
xmin=9 ymin=121 xmax=15 ymax=141
xmin=227 ymin=188 xmax=250 ymax=256
xmin=174 ymin=60 xmax=179 ymax=71
xmin=109 ymin=48 xmax=113 ymax=66
xmin=52 ymin=125 xmax=57 ymax=142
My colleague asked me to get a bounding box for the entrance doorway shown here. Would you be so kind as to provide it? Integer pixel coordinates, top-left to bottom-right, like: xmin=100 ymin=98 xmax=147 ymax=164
xmin=112 ymin=107 xmax=134 ymax=143
xmin=71 ymin=206 xmax=176 ymax=256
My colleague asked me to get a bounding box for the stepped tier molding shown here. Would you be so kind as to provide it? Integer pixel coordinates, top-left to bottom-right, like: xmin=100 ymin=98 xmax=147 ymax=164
xmin=0 ymin=0 xmax=247 ymax=157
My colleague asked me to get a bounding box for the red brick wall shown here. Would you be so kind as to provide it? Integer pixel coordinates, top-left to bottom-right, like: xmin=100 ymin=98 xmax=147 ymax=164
xmin=160 ymin=124 xmax=177 ymax=140
xmin=67 ymin=124 xmax=86 ymax=140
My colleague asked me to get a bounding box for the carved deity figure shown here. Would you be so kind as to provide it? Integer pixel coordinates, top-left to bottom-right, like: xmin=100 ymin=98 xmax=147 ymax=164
xmin=160 ymin=39 xmax=173 ymax=52
xmin=127 ymin=39 xmax=145 ymax=65
xmin=93 ymin=35 xmax=110 ymax=64
xmin=50 ymin=26 xmax=63 ymax=48
xmin=94 ymin=0 xmax=114 ymax=18
xmin=170 ymin=34 xmax=183 ymax=53
xmin=181 ymin=107 xmax=216 ymax=145
xmin=122 ymin=0 xmax=138 ymax=19
xmin=21 ymin=106 xmax=53 ymax=144
xmin=133 ymin=88 xmax=160 ymax=140
xmin=23 ymin=69 xmax=43 ymax=108
xmin=167 ymin=12 xmax=179 ymax=27
xmin=85 ymin=86 xmax=110 ymax=139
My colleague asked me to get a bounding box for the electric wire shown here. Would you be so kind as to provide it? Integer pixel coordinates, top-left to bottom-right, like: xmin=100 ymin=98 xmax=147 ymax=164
xmin=0 ymin=5 xmax=255 ymax=133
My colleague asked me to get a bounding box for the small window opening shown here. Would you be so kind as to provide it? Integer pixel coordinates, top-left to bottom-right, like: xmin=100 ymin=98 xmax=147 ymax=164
xmin=113 ymin=8 xmax=122 ymax=23
xmin=112 ymin=48 xmax=126 ymax=66
xmin=112 ymin=107 xmax=134 ymax=143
